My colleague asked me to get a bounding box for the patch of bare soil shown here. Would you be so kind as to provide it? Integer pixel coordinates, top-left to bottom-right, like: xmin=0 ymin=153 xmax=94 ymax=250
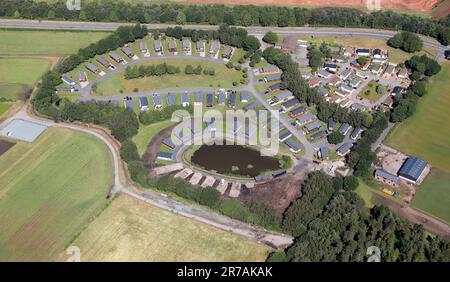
xmin=239 ymin=173 xmax=303 ymax=215
xmin=0 ymin=140 xmax=15 ymax=156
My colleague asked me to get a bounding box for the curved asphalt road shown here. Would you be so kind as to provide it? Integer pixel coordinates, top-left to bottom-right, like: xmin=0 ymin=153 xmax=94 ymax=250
xmin=85 ymin=52 xmax=316 ymax=160
xmin=0 ymin=102 xmax=294 ymax=249
xmin=82 ymin=54 xmax=229 ymax=98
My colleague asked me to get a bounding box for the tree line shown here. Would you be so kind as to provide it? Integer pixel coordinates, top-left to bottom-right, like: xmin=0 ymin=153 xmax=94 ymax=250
xmin=2 ymin=1 xmax=450 ymax=44
xmin=124 ymin=63 xmax=215 ymax=80
xmin=58 ymin=24 xmax=148 ymax=74
xmin=124 ymin=63 xmax=180 ymax=79
xmin=391 ymin=55 xmax=441 ymax=122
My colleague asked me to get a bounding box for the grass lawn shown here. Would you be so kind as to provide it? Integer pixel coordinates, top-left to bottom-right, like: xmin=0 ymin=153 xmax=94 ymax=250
xmin=385 ymin=63 xmax=450 ymax=224
xmin=0 ymin=57 xmax=52 ymax=100
xmin=297 ymin=35 xmax=437 ymax=64
xmin=0 ymin=128 xmax=113 ymax=261
xmin=385 ymin=62 xmax=450 ymax=172
xmin=132 ymin=120 xmax=176 ymax=156
xmin=412 ymin=169 xmax=450 ymax=224
xmin=358 ymin=80 xmax=383 ymax=102
xmin=0 ymin=58 xmax=52 ymax=85
xmin=0 ymin=84 xmax=29 ymax=101
xmin=230 ymin=48 xmax=245 ymax=65
xmin=0 ymin=30 xmax=111 ymax=56
xmin=354 ymin=180 xmax=375 ymax=209
xmin=64 ymin=195 xmax=270 ymax=262
xmin=0 ymin=102 xmax=13 ymax=117
xmin=94 ymin=58 xmax=242 ymax=96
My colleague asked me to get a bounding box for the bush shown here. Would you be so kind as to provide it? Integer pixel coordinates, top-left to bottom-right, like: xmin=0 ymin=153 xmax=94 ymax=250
xmin=280 ymin=155 xmax=292 ymax=169
xmin=388 ymin=31 xmax=423 ymax=53
xmin=267 ymin=251 xmax=287 ymax=262
xmin=247 ymin=202 xmax=280 ymax=229
xmin=357 ymin=56 xmax=368 ymax=66
xmin=128 ymin=160 xmax=148 ymax=186
xmin=198 ymin=187 xmax=221 ymax=208
xmin=376 ymin=84 xmax=387 ymax=95
xmin=120 ymin=139 xmax=140 ymax=162
xmin=327 ymin=131 xmax=345 ymax=144
xmin=218 ymin=199 xmax=251 ymax=222
xmin=343 ymin=176 xmax=359 ymax=191
xmin=226 ymin=61 xmax=234 ymax=69
xmin=262 ymin=31 xmax=278 ymax=45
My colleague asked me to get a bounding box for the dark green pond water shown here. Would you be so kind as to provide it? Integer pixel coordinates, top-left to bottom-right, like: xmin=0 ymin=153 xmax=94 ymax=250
xmin=190 ymin=144 xmax=280 ymax=177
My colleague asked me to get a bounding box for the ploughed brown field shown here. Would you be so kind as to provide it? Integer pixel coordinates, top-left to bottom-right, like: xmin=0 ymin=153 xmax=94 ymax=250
xmin=0 ymin=140 xmax=15 ymax=156
xmin=186 ymin=0 xmax=439 ymax=14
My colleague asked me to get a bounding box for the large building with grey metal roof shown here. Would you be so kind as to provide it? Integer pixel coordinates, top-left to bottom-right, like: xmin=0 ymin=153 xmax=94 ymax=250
xmin=397 ymin=157 xmax=427 ymax=184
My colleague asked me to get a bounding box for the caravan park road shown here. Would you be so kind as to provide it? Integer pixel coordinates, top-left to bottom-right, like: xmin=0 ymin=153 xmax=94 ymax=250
xmin=0 ymin=103 xmax=294 ymax=249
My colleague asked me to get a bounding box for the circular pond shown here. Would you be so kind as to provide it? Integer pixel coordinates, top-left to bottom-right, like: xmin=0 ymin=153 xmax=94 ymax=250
xmin=189 ymin=144 xmax=282 ymax=178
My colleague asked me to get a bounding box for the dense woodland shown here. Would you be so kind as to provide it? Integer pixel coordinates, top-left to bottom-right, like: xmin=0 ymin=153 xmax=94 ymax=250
xmin=270 ymin=171 xmax=450 ymax=262
xmin=29 ymin=24 xmax=450 ymax=261
xmin=1 ymin=0 xmax=450 ymax=45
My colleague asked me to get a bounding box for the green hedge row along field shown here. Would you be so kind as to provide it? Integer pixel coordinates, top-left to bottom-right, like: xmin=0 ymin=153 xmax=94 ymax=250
xmin=0 ymin=30 xmax=111 ymax=56
xmin=0 ymin=128 xmax=114 ymax=261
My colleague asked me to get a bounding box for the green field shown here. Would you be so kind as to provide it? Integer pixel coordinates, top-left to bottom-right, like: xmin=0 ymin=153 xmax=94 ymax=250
xmin=386 ymin=62 xmax=450 ymax=224
xmin=132 ymin=120 xmax=176 ymax=156
xmin=0 ymin=84 xmax=29 ymax=101
xmin=0 ymin=58 xmax=51 ymax=85
xmin=0 ymin=102 xmax=13 ymax=117
xmin=385 ymin=62 xmax=450 ymax=172
xmin=63 ymin=195 xmax=270 ymax=262
xmin=412 ymin=169 xmax=450 ymax=224
xmin=0 ymin=128 xmax=114 ymax=261
xmin=0 ymin=57 xmax=53 ymax=100
xmin=94 ymin=58 xmax=242 ymax=96
xmin=0 ymin=30 xmax=110 ymax=56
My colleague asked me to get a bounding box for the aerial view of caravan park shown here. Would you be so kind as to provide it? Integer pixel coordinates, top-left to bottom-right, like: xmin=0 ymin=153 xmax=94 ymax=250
xmin=0 ymin=0 xmax=449 ymax=269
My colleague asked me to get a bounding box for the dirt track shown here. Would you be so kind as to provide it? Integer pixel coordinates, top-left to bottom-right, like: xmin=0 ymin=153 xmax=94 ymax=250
xmin=188 ymin=0 xmax=438 ymax=13
xmin=142 ymin=122 xmax=179 ymax=171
